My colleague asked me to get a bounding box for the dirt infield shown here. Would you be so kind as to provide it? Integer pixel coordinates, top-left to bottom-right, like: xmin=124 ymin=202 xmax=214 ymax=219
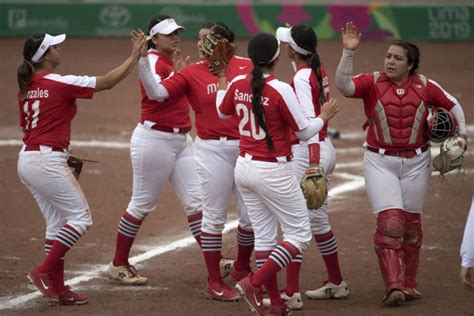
xmin=0 ymin=37 xmax=473 ymax=315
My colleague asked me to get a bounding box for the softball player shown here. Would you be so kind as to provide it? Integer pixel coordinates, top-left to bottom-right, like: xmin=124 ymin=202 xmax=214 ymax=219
xmin=17 ymin=31 xmax=145 ymax=305
xmin=460 ymin=196 xmax=474 ymax=290
xmin=216 ymin=32 xmax=340 ymax=315
xmin=138 ymin=22 xmax=254 ymax=301
xmin=106 ymin=16 xmax=204 ymax=285
xmin=266 ymin=24 xmax=349 ymax=309
xmin=336 ymin=22 xmax=467 ymax=306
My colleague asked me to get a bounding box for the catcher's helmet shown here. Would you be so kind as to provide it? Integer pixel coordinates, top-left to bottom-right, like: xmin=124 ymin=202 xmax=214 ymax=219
xmin=426 ymin=107 xmax=456 ymax=143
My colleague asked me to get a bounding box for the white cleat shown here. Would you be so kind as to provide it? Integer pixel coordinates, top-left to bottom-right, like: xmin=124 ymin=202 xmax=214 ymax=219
xmin=106 ymin=261 xmax=148 ymax=285
xmin=219 ymin=257 xmax=234 ymax=278
xmin=305 ymin=280 xmax=350 ymax=299
xmin=263 ymin=292 xmax=303 ymax=310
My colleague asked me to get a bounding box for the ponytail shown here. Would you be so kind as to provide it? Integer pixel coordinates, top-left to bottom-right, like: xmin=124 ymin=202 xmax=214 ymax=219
xmin=251 ymin=63 xmax=273 ymax=151
xmin=17 ymin=33 xmax=45 ymax=98
xmin=309 ymin=51 xmax=326 ymax=106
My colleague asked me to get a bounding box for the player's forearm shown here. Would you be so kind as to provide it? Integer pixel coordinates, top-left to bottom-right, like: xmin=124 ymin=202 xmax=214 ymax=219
xmin=138 ymin=57 xmax=169 ymax=101
xmin=95 ymin=55 xmax=139 ymax=92
xmin=295 ymin=117 xmax=325 ymax=141
xmin=450 ymin=104 xmax=467 ymax=135
xmin=335 ymin=48 xmax=356 ymax=97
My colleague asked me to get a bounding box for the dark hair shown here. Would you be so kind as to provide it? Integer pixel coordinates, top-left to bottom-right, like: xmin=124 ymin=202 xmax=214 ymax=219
xmin=291 ymin=25 xmax=326 ymax=105
xmin=390 ymin=39 xmax=420 ymax=75
xmin=247 ymin=33 xmax=280 ymax=151
xmin=147 ymin=14 xmax=172 ymax=49
xmin=201 ymin=21 xmax=235 ymax=43
xmin=17 ymin=33 xmax=46 ymax=98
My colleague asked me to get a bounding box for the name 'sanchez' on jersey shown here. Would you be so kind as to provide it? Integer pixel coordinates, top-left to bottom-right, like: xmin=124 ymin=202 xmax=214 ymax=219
xmin=233 ymin=89 xmax=270 ymax=105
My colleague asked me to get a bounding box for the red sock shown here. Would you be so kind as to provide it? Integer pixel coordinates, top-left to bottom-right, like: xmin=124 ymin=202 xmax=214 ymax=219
xmin=187 ymin=212 xmax=202 ymax=247
xmin=251 ymin=242 xmax=299 ymax=288
xmin=315 ymin=231 xmax=343 ymax=284
xmin=254 ymin=251 xmax=282 ymax=305
xmin=113 ymin=212 xmax=142 ymax=266
xmin=235 ymin=226 xmax=254 ymax=271
xmin=285 ymin=254 xmax=303 ymax=296
xmin=44 ymin=239 xmax=64 ymax=291
xmin=201 ymin=231 xmax=222 ymax=283
xmin=39 ymin=225 xmax=81 ymax=274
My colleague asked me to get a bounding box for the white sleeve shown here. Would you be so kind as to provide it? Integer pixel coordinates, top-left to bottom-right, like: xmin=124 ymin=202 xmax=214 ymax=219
xmin=216 ymin=90 xmax=231 ymax=119
xmin=294 ymin=71 xmax=320 ymax=144
xmin=335 ymin=49 xmax=356 ymax=97
xmin=137 ymin=57 xmax=169 ymax=101
xmin=450 ymin=104 xmax=467 ymax=135
xmin=461 ymin=196 xmax=474 ymax=268
xmin=295 ymin=117 xmax=325 ymax=141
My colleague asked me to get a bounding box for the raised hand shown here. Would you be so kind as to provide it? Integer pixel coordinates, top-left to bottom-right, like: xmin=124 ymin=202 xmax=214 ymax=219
xmin=131 ymin=29 xmax=147 ymax=58
xmin=319 ymin=98 xmax=340 ymax=122
xmin=173 ymin=48 xmax=190 ymax=72
xmin=341 ymin=21 xmax=362 ymax=51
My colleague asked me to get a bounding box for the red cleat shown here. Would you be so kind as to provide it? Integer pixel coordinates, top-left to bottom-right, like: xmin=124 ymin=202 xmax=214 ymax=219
xmin=28 ymin=266 xmax=58 ymax=301
xmin=235 ymin=275 xmax=265 ymax=316
xmin=204 ymin=279 xmax=241 ymax=302
xmin=55 ymin=286 xmax=89 ymax=305
xmin=230 ymin=263 xmax=252 ymax=282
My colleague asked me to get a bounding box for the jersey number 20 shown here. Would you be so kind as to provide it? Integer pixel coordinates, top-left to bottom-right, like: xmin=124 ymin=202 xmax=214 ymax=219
xmin=236 ymin=103 xmax=266 ymax=140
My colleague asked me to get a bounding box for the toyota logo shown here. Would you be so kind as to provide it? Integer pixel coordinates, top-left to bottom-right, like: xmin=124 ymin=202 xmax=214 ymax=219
xmin=100 ymin=6 xmax=130 ymax=27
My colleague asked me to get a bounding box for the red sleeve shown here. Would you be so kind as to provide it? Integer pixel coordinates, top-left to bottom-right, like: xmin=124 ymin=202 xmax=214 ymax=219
xmin=351 ymin=73 xmax=374 ymax=98
xmin=219 ymin=85 xmax=236 ymax=116
xmin=18 ymin=98 xmax=25 ymax=128
xmin=425 ymin=80 xmax=457 ymax=111
xmin=161 ymin=67 xmax=190 ymax=97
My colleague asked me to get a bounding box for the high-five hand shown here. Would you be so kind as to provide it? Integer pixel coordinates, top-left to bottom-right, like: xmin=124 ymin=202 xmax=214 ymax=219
xmin=341 ymin=21 xmax=362 ymax=51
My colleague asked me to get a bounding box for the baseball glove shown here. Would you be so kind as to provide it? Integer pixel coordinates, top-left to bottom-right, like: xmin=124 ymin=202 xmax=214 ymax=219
xmin=300 ymin=165 xmax=328 ymax=210
xmin=433 ymin=136 xmax=467 ymax=176
xmin=67 ymin=154 xmax=84 ymax=180
xmin=202 ymin=33 xmax=235 ymax=76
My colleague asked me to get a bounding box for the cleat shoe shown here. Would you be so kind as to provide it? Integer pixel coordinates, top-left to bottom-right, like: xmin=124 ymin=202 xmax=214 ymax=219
xmin=204 ymin=280 xmax=241 ymax=302
xmin=268 ymin=302 xmax=291 ymax=316
xmin=235 ymin=275 xmax=265 ymax=316
xmin=230 ymin=263 xmax=252 ymax=282
xmin=305 ymin=280 xmax=350 ymax=299
xmin=28 ymin=266 xmax=58 ymax=301
xmin=404 ymin=288 xmax=422 ymax=300
xmin=263 ymin=292 xmax=303 ymax=310
xmin=382 ymin=289 xmax=405 ymax=307
xmin=220 ymin=257 xmax=234 ymax=279
xmin=106 ymin=261 xmax=148 ymax=285
xmin=54 ymin=286 xmax=89 ymax=305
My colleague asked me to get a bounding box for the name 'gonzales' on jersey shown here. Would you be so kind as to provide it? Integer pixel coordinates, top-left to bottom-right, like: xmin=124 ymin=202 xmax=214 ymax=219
xmin=234 ymin=89 xmax=270 ymax=106
xmin=26 ymin=88 xmax=49 ymax=99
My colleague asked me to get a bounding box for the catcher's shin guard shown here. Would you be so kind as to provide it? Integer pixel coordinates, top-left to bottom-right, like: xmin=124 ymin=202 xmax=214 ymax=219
xmin=374 ymin=209 xmax=406 ymax=294
xmin=403 ymin=212 xmax=422 ymax=298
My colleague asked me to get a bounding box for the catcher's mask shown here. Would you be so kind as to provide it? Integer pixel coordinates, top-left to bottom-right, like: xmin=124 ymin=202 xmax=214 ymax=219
xmin=426 ymin=107 xmax=456 ymax=143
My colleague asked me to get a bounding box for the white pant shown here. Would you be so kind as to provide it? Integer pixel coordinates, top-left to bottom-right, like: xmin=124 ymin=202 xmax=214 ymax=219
xmin=195 ymin=137 xmax=252 ymax=234
xmin=364 ymin=149 xmax=432 ymax=214
xmin=126 ymin=123 xmax=202 ymax=219
xmin=291 ymin=138 xmax=336 ymax=235
xmin=235 ymin=155 xmax=312 ymax=253
xmin=17 ymin=145 xmax=92 ymax=240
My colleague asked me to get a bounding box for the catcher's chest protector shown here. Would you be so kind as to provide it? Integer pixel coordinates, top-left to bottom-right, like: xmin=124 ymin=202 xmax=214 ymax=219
xmin=369 ymin=72 xmax=429 ymax=147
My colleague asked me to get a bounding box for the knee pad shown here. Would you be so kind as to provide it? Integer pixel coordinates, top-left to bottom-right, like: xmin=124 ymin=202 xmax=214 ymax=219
xmin=68 ymin=209 xmax=93 ymax=235
xmin=404 ymin=212 xmax=422 ymax=247
xmin=374 ymin=209 xmax=405 ymax=250
xmin=309 ymin=205 xmax=331 ymax=235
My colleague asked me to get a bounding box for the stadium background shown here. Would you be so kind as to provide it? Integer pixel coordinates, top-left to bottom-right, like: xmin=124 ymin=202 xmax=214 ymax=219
xmin=0 ymin=1 xmax=473 ymax=315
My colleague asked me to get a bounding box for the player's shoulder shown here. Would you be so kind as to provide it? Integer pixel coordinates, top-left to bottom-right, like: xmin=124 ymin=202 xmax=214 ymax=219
xmin=43 ymin=73 xmax=95 ymax=88
xmin=267 ymin=78 xmax=295 ymax=97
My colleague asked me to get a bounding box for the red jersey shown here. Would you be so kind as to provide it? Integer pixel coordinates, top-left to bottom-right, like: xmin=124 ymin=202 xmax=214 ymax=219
xmin=290 ymin=64 xmax=330 ymax=144
xmin=139 ymin=49 xmax=191 ymax=128
xmin=18 ymin=71 xmax=96 ymax=148
xmin=219 ymin=74 xmax=309 ymax=158
xmin=351 ymin=72 xmax=457 ymax=150
xmin=161 ymin=55 xmax=252 ymax=139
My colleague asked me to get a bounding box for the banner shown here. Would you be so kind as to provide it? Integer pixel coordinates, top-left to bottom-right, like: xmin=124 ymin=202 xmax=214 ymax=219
xmin=1 ymin=3 xmax=472 ymax=41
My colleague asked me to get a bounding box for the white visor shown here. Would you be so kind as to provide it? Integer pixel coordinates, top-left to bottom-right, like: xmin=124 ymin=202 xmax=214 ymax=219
xmin=276 ymin=27 xmax=312 ymax=56
xmin=31 ymin=33 xmax=66 ymax=62
xmin=147 ymin=18 xmax=185 ymax=40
